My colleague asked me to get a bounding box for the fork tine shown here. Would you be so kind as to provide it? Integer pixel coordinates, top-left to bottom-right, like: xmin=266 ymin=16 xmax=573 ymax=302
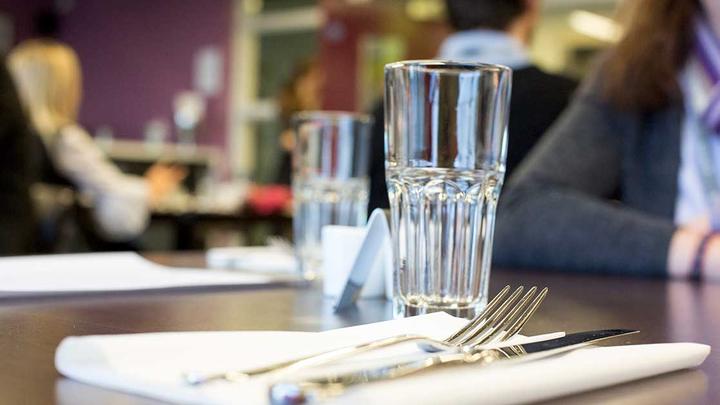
xmin=498 ymin=287 xmax=548 ymax=341
xmin=444 ymin=285 xmax=512 ymax=343
xmin=447 ymin=286 xmax=525 ymax=345
xmin=476 ymin=287 xmax=540 ymax=344
xmin=461 ymin=286 xmax=538 ymax=346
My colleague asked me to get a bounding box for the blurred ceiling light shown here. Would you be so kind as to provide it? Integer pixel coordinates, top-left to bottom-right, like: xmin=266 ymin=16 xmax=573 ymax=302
xmin=569 ymin=10 xmax=622 ymax=42
xmin=405 ymin=0 xmax=444 ymax=22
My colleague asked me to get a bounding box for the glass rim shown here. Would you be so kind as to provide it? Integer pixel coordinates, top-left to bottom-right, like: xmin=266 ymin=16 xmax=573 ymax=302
xmin=385 ymin=59 xmax=512 ymax=74
xmin=291 ymin=110 xmax=373 ymax=125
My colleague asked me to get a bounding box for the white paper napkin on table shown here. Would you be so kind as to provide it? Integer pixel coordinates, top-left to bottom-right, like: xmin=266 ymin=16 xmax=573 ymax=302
xmin=55 ymin=312 xmax=710 ymax=405
xmin=0 ymin=252 xmax=274 ymax=296
xmin=206 ymin=247 xmax=297 ymax=274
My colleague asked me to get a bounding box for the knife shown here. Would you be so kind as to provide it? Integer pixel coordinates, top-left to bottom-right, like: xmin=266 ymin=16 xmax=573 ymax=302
xmin=333 ymin=209 xmax=392 ymax=313
xmin=269 ymin=329 xmax=639 ymax=404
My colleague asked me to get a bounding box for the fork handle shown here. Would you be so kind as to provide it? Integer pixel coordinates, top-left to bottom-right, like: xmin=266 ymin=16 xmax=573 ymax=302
xmin=184 ymin=333 xmax=432 ymax=385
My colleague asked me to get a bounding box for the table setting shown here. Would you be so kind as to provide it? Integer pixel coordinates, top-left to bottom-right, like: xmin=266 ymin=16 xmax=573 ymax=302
xmin=1 ymin=60 xmax=714 ymax=404
xmin=54 ymin=303 xmax=709 ymax=405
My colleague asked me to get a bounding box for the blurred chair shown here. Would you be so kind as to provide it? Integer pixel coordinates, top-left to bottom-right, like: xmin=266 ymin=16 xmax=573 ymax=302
xmin=31 ymin=183 xmax=139 ymax=253
xmin=0 ymin=58 xmax=36 ymax=256
xmin=31 ymin=183 xmax=81 ymax=253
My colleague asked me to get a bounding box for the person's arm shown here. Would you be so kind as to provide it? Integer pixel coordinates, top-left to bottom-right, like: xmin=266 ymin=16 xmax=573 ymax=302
xmin=493 ymin=77 xmax=677 ymax=276
xmin=51 ymin=125 xmax=150 ymax=241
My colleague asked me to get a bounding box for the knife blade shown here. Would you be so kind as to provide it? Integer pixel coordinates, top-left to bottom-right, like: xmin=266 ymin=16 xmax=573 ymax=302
xmin=515 ymin=328 xmax=637 ymax=355
xmin=269 ymin=329 xmax=639 ymax=404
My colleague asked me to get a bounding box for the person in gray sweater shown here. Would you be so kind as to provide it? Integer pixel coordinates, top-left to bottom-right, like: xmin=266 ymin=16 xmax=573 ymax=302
xmin=493 ymin=0 xmax=720 ymax=281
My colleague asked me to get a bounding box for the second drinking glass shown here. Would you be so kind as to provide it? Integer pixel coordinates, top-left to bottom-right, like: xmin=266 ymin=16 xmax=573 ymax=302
xmin=292 ymin=111 xmax=373 ymax=280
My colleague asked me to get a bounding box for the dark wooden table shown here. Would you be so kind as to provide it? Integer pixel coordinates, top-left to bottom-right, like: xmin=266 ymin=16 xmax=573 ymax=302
xmin=2 ymin=253 xmax=717 ymax=404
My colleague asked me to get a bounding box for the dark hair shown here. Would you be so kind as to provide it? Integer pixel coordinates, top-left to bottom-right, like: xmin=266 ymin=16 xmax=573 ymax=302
xmin=278 ymin=58 xmax=318 ymax=128
xmin=445 ymin=0 xmax=525 ymax=31
xmin=603 ymin=0 xmax=701 ymax=111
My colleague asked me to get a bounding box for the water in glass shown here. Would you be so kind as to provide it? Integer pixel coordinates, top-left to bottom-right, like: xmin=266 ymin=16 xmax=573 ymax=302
xmin=388 ymin=167 xmax=502 ymax=318
xmin=294 ymin=177 xmax=368 ymax=280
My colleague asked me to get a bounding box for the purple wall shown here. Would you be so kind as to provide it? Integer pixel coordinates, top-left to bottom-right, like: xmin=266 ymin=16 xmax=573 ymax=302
xmin=59 ymin=0 xmax=232 ymax=146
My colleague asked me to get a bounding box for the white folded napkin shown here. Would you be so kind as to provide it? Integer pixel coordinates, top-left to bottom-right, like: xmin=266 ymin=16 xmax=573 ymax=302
xmin=55 ymin=312 xmax=710 ymax=405
xmin=206 ymin=247 xmax=297 ymax=274
xmin=0 ymin=252 xmax=272 ymax=296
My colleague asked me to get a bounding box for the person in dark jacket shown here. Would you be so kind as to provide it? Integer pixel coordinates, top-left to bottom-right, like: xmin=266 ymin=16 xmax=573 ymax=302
xmin=368 ymin=0 xmax=577 ymax=211
xmin=493 ymin=0 xmax=720 ymax=281
xmin=0 ymin=58 xmax=36 ymax=255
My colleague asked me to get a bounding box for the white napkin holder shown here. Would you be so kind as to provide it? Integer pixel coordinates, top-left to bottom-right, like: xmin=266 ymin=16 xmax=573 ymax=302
xmin=321 ymin=212 xmax=393 ymax=300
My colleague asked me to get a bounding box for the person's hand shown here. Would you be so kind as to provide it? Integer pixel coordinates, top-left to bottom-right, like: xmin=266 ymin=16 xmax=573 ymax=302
xmin=145 ymin=163 xmax=187 ymax=206
xmin=685 ymin=215 xmax=711 ymax=233
xmin=280 ymin=129 xmax=296 ymax=152
xmin=668 ymin=226 xmax=720 ymax=281
xmin=668 ymin=227 xmax=704 ymax=279
xmin=701 ymin=235 xmax=720 ymax=281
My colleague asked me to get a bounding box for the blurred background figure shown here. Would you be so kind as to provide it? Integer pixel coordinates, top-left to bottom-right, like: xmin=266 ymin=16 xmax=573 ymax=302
xmin=233 ymin=58 xmax=324 ymax=222
xmin=275 ymin=58 xmax=324 ymax=185
xmin=494 ymin=0 xmax=720 ymax=281
xmin=367 ymin=0 xmax=577 ymax=211
xmin=8 ymin=39 xmax=185 ymax=249
xmin=441 ymin=0 xmax=577 ymax=174
xmin=0 ymin=0 xmax=619 ymax=252
xmin=0 ymin=58 xmax=36 ymax=255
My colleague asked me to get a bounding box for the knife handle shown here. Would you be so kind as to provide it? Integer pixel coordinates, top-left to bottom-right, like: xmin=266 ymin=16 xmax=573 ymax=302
xmin=269 ymin=349 xmax=503 ymax=404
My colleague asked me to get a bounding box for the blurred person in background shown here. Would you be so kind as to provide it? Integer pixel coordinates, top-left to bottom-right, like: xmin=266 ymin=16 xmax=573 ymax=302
xmin=275 ymin=58 xmax=324 ymax=185
xmin=368 ymin=0 xmax=577 ymax=211
xmin=494 ymin=0 xmax=720 ymax=281
xmin=8 ymin=39 xmax=185 ymax=244
xmin=0 ymin=59 xmax=37 ymax=255
xmin=241 ymin=59 xmax=323 ymax=217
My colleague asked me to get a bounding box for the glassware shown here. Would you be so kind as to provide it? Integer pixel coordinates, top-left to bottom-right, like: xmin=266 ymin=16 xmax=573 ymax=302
xmin=385 ymin=60 xmax=511 ymax=318
xmin=173 ymin=91 xmax=206 ymax=152
xmin=292 ymin=111 xmax=373 ymax=280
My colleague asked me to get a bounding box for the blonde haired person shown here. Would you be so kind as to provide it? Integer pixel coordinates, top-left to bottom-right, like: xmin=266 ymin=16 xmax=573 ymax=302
xmin=8 ymin=39 xmax=185 ymax=242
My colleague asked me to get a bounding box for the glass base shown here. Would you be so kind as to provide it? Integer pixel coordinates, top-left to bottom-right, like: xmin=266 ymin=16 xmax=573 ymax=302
xmin=392 ymin=297 xmax=486 ymax=320
xmin=300 ymin=268 xmax=320 ymax=282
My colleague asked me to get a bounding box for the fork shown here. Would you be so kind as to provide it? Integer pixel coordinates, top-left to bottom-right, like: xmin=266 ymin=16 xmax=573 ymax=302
xmin=183 ymin=285 xmax=548 ymax=385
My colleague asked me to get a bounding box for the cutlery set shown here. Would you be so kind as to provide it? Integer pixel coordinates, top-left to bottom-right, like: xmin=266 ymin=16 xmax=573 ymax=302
xmin=182 ymin=285 xmax=637 ymax=404
xmin=269 ymin=329 xmax=638 ymax=404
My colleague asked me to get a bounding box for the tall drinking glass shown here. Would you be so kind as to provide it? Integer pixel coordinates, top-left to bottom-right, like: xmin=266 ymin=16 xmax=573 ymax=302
xmin=292 ymin=111 xmax=373 ymax=280
xmin=385 ymin=61 xmax=511 ymax=319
